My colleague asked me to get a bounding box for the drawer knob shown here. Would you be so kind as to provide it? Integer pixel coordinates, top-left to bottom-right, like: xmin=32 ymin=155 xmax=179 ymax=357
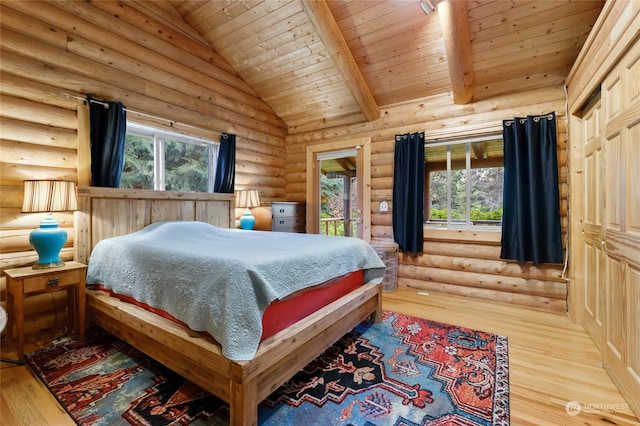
xmin=47 ymin=276 xmax=60 ymax=287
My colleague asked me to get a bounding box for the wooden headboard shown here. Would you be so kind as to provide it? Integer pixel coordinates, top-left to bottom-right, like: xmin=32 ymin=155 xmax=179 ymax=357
xmin=75 ymin=187 xmax=234 ymax=264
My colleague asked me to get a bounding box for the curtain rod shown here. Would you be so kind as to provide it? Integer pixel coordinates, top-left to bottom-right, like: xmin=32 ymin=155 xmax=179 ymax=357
xmin=503 ymin=113 xmax=555 ymax=127
xmin=424 ymin=133 xmax=501 ymax=148
xmin=59 ymin=92 xmax=223 ymax=136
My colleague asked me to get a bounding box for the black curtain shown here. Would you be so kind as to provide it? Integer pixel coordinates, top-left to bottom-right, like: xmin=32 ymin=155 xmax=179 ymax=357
xmin=213 ymin=133 xmax=236 ymax=193
xmin=89 ymin=97 xmax=127 ymax=187
xmin=501 ymin=112 xmax=563 ymax=264
xmin=392 ymin=132 xmax=425 ymax=253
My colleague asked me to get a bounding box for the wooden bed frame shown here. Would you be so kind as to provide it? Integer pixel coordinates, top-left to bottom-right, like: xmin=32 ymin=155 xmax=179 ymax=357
xmin=75 ymin=186 xmax=382 ymax=426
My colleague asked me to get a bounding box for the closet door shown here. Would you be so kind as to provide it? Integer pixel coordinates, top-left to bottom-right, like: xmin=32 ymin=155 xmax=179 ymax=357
xmin=581 ymin=99 xmax=605 ymax=351
xmin=601 ymin=40 xmax=640 ymax=416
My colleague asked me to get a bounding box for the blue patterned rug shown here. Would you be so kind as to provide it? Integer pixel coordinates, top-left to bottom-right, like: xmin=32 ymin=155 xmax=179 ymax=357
xmin=26 ymin=311 xmax=509 ymax=425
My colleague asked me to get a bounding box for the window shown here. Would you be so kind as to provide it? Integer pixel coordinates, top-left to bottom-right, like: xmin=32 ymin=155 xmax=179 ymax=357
xmin=425 ymin=135 xmax=503 ymax=229
xmin=121 ymin=123 xmax=219 ymax=192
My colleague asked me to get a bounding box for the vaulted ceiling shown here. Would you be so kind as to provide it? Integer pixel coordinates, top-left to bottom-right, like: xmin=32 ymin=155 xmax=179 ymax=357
xmin=168 ymin=0 xmax=604 ymax=134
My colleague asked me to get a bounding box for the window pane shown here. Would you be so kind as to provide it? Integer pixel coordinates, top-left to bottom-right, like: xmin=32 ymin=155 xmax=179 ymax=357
xmin=430 ymin=170 xmax=448 ymax=223
xmin=450 ymin=168 xmax=467 ymax=222
xmin=121 ymin=134 xmax=154 ymax=189
xmin=469 ymin=166 xmax=503 ymax=226
xmin=164 ymin=139 xmax=209 ymax=192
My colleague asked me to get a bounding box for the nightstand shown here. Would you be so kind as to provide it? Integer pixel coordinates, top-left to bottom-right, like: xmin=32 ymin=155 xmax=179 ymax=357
xmin=272 ymin=201 xmax=306 ymax=233
xmin=3 ymin=261 xmax=87 ymax=361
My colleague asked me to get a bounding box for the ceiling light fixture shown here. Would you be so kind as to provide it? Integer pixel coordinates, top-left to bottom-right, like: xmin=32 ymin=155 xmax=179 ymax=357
xmin=420 ymin=0 xmax=437 ymax=15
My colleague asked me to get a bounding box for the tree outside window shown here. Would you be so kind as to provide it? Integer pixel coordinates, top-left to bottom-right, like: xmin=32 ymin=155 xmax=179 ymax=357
xmin=425 ymin=136 xmax=503 ymax=229
xmin=121 ymin=133 xmax=153 ymax=189
xmin=121 ymin=124 xmax=218 ymax=192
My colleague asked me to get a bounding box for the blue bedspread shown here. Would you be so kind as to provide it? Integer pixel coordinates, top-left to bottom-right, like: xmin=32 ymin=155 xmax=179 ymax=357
xmin=86 ymin=221 xmax=385 ymax=360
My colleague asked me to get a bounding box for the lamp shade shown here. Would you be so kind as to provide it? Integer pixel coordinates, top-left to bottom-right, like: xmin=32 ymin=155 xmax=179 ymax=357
xmin=22 ymin=180 xmax=78 ymax=213
xmin=235 ymin=189 xmax=260 ymax=209
xmin=22 ymin=180 xmax=78 ymax=269
xmin=235 ymin=190 xmax=260 ymax=230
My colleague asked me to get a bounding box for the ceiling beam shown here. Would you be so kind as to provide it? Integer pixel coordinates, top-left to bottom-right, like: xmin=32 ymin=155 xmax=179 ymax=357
xmin=301 ymin=0 xmax=380 ymax=122
xmin=438 ymin=0 xmax=474 ymax=104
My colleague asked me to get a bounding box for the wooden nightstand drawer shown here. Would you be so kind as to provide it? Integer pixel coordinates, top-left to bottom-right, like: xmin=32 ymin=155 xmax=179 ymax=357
xmin=23 ymin=269 xmax=82 ymax=293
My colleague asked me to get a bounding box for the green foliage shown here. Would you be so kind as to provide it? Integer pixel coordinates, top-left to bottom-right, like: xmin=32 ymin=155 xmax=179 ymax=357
xmin=121 ymin=134 xmax=211 ymax=192
xmin=121 ymin=134 xmax=153 ymax=189
xmin=428 ymin=166 xmax=503 ymax=226
xmin=320 ymin=174 xmax=359 ymax=236
xmin=164 ymin=139 xmax=208 ymax=192
xmin=430 ymin=207 xmax=502 ymax=223
xmin=472 ymin=207 xmax=503 ymax=221
xmin=320 ymin=175 xmax=343 ymax=216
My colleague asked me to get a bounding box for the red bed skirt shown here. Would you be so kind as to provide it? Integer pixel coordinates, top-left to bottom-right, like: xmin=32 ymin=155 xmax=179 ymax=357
xmin=91 ymin=269 xmax=364 ymax=341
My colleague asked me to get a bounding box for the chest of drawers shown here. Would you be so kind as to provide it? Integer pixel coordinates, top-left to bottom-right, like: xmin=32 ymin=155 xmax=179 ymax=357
xmin=271 ymin=202 xmax=306 ymax=233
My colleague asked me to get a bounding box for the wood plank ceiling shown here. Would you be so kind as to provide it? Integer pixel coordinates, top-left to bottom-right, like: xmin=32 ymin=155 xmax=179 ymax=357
xmin=169 ymin=0 xmax=604 ymax=134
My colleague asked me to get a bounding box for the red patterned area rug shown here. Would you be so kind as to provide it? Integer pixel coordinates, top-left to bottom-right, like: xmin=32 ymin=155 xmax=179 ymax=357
xmin=26 ymin=311 xmax=509 ymax=425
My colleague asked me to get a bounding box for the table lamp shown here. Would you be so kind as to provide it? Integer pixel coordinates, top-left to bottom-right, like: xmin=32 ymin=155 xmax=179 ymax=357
xmin=22 ymin=180 xmax=78 ymax=269
xmin=235 ymin=189 xmax=260 ymax=230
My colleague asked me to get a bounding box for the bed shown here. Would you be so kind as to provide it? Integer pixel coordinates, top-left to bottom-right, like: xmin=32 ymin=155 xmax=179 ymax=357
xmin=75 ymin=186 xmax=385 ymax=426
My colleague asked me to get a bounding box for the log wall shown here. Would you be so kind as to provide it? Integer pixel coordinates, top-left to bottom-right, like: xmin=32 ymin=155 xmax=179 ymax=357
xmin=286 ymin=86 xmax=570 ymax=312
xmin=0 ymin=1 xmax=287 ymax=334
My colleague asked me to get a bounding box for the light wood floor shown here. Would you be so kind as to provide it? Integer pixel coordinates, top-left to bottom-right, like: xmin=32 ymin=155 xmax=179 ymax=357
xmin=1 ymin=288 xmax=638 ymax=425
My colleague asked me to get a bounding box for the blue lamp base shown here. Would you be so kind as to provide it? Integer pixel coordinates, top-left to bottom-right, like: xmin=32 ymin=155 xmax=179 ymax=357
xmin=30 ymin=215 xmax=67 ymax=269
xmin=239 ymin=209 xmax=256 ymax=230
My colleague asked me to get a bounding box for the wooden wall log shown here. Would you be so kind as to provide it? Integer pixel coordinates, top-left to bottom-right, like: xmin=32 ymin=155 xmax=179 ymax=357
xmin=400 ymin=277 xmax=567 ymax=312
xmin=0 ymin=118 xmax=77 ymax=150
xmin=0 ymin=248 xmax=75 ymax=271
xmin=0 ymin=73 xmax=78 ymax=110
xmin=0 ymin=164 xmax=76 ymax=186
xmin=401 ymin=252 xmax=565 ymax=283
xmin=0 ymin=94 xmax=77 ymax=129
xmin=399 ymin=264 xmax=566 ymax=299
xmin=0 ymin=291 xmax=70 ymax=339
xmin=0 ymin=229 xmax=75 ymax=254
xmin=235 ymin=170 xmax=285 ymax=187
xmin=0 ymin=140 xmax=77 ymax=170
xmin=1 ymin=211 xmax=74 ymax=231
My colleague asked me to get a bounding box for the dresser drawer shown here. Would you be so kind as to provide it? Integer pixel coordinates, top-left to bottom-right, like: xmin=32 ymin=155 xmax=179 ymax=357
xmin=272 ymin=203 xmax=304 ymax=217
xmin=23 ymin=269 xmax=81 ymax=293
xmin=271 ymin=201 xmax=306 ymax=233
xmin=272 ymin=216 xmax=305 ymax=232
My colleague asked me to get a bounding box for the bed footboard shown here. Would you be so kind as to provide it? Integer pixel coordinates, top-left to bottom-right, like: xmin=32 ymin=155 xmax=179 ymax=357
xmin=87 ymin=282 xmax=381 ymax=426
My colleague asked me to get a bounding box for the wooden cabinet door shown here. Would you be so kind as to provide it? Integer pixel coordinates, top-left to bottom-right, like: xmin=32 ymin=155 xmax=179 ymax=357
xmin=601 ymin=39 xmax=640 ymax=417
xmin=581 ymin=99 xmax=606 ymax=351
